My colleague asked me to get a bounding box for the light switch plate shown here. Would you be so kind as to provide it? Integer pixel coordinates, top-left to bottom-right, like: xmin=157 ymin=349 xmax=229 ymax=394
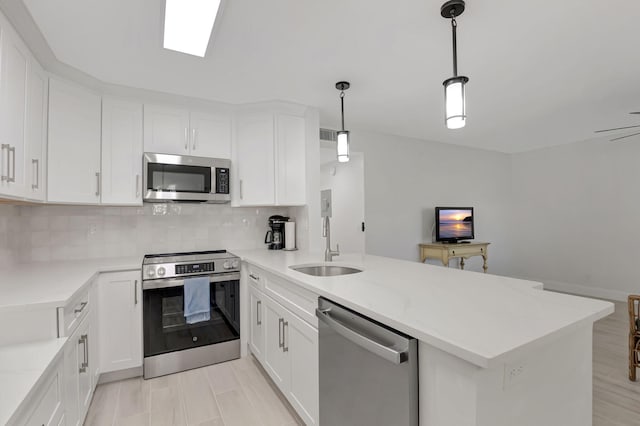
xmin=321 ymin=189 xmax=332 ymax=218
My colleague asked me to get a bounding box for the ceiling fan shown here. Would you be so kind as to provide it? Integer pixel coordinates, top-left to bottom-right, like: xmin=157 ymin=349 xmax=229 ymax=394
xmin=595 ymin=112 xmax=640 ymax=141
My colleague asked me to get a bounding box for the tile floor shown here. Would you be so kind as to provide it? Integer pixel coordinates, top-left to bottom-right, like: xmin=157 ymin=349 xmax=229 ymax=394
xmin=84 ymin=356 xmax=303 ymax=426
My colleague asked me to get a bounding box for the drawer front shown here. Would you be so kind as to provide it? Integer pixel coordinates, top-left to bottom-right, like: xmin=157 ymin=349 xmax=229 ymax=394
xmin=19 ymin=358 xmax=64 ymax=426
xmin=245 ymin=263 xmax=265 ymax=291
xmin=59 ymin=283 xmax=91 ymax=337
xmin=448 ymin=245 xmax=485 ymax=257
xmin=263 ymin=271 xmax=318 ymax=327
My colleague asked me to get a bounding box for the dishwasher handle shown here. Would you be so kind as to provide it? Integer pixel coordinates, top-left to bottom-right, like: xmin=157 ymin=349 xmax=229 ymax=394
xmin=316 ymin=308 xmax=408 ymax=365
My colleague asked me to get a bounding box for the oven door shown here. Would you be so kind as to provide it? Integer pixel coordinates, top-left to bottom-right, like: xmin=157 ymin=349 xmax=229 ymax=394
xmin=143 ymin=153 xmax=230 ymax=203
xmin=143 ymin=274 xmax=240 ymax=358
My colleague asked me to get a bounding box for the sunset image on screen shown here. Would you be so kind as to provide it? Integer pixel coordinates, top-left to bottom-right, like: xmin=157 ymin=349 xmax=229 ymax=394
xmin=439 ymin=209 xmax=473 ymax=239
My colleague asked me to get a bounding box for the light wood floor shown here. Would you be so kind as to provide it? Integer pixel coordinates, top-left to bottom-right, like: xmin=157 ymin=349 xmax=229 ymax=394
xmin=593 ymin=300 xmax=640 ymax=425
xmin=84 ymin=356 xmax=303 ymax=426
xmin=86 ymin=300 xmax=640 ymax=426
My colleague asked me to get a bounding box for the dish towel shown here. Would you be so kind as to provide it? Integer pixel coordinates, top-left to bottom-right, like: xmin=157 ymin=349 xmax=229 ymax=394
xmin=184 ymin=276 xmax=211 ymax=324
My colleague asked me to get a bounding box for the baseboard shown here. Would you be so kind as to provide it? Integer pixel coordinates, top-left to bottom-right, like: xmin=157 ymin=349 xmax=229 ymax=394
xmin=98 ymin=366 xmax=142 ymax=384
xmin=537 ymin=279 xmax=629 ymax=302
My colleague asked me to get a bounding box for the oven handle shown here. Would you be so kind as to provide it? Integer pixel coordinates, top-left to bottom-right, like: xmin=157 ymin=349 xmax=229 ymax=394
xmin=142 ymin=272 xmax=240 ymax=290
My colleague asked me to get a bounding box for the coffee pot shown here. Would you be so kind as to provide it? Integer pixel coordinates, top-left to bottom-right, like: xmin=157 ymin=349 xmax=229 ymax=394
xmin=265 ymin=215 xmax=289 ymax=250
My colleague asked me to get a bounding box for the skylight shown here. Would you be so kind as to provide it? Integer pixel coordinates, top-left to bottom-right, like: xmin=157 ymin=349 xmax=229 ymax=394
xmin=163 ymin=0 xmax=221 ymax=57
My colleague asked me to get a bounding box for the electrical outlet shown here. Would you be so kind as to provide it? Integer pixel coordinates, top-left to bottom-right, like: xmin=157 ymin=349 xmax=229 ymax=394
xmin=504 ymin=362 xmax=527 ymax=389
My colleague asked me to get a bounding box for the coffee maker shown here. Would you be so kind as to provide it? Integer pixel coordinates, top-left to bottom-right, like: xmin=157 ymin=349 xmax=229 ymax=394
xmin=265 ymin=215 xmax=289 ymax=250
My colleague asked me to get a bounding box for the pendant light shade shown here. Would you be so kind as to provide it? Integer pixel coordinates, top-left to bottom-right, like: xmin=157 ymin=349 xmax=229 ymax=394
xmin=443 ymin=76 xmax=468 ymax=129
xmin=441 ymin=0 xmax=469 ymax=130
xmin=335 ymin=81 xmax=351 ymax=163
xmin=337 ymin=130 xmax=350 ymax=163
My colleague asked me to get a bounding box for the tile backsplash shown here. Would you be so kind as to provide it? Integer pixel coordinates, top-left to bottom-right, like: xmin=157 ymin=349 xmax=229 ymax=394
xmin=2 ymin=203 xmax=290 ymax=263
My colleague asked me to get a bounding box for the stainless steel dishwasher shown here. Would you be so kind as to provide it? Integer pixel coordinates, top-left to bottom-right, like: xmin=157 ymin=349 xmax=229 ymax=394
xmin=316 ymin=297 xmax=419 ymax=426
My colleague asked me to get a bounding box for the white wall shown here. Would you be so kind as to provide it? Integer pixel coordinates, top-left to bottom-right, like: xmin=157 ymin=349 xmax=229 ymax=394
xmin=4 ymin=204 xmax=288 ymax=263
xmin=511 ymin=136 xmax=640 ymax=300
xmin=349 ymin=130 xmax=515 ymax=275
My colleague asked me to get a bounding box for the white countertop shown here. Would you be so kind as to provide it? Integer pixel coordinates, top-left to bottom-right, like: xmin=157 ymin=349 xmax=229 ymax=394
xmin=0 ymin=257 xmax=141 ymax=313
xmin=232 ymin=249 xmax=614 ymax=368
xmin=0 ymin=338 xmax=67 ymax=425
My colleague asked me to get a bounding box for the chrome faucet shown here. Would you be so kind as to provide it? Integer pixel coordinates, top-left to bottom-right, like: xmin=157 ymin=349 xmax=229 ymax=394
xmin=323 ymin=216 xmax=340 ymax=261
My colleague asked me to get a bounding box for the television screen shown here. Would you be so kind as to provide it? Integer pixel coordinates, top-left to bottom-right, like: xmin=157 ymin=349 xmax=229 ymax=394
xmin=435 ymin=207 xmax=474 ymax=242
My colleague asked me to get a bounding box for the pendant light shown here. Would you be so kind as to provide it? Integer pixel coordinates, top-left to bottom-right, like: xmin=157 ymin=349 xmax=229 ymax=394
xmin=441 ymin=0 xmax=469 ymax=129
xmin=335 ymin=81 xmax=350 ymax=163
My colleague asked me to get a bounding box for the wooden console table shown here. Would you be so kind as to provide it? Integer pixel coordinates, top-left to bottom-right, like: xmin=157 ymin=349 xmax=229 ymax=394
xmin=419 ymin=242 xmax=490 ymax=273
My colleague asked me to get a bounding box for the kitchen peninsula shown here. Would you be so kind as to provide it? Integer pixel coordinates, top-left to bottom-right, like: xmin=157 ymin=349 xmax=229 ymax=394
xmin=235 ymin=249 xmax=613 ymax=426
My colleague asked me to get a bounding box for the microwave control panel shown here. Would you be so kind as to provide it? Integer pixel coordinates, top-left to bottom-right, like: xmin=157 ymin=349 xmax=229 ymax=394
xmin=216 ymin=168 xmax=230 ymax=194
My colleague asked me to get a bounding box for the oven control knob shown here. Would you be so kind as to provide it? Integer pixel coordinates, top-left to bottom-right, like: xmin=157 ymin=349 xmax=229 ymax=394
xmin=223 ymin=261 xmax=231 ymax=270
xmin=147 ymin=269 xmax=155 ymax=277
xmin=232 ymin=260 xmax=239 ymax=269
xmin=157 ymin=267 xmax=166 ymax=277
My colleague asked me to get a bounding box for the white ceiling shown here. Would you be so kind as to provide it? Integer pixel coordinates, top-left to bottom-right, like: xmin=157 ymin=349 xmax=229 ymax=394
xmin=21 ymin=0 xmax=640 ymax=153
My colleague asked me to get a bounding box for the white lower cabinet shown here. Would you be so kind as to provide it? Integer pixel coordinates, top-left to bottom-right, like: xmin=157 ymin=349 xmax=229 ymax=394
xmin=11 ymin=355 xmax=64 ymax=426
xmin=253 ymin=290 xmax=318 ymax=425
xmin=98 ymin=271 xmax=142 ymax=373
xmin=63 ymin=311 xmax=95 ymax=426
xmin=249 ymin=286 xmax=265 ymax=363
xmin=285 ymin=311 xmax=319 ymax=425
xmin=263 ymin=295 xmax=290 ymax=390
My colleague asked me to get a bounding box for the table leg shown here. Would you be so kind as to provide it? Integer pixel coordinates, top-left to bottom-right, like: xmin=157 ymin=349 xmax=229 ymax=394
xmin=482 ymin=255 xmax=488 ymax=273
xmin=459 ymin=257 xmax=465 ymax=270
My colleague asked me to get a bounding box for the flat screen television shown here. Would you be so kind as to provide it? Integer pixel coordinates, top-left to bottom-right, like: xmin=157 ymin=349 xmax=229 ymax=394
xmin=435 ymin=207 xmax=474 ymax=243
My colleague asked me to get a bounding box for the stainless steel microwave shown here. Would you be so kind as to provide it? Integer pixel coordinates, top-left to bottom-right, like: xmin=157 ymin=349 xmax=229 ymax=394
xmin=143 ymin=153 xmax=231 ymax=203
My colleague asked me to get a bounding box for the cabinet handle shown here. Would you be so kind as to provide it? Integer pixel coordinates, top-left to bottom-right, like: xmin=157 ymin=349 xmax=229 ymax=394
xmin=184 ymin=127 xmax=188 ymax=150
xmin=239 ymin=179 xmax=243 ymax=200
xmin=134 ymin=280 xmax=138 ymax=305
xmin=192 ymin=128 xmax=197 ymax=150
xmin=8 ymin=146 xmax=15 ymax=183
xmin=283 ymin=321 xmax=289 ymax=352
xmin=0 ymin=144 xmax=7 ymax=181
xmin=95 ymin=172 xmax=101 ymax=197
xmin=74 ymin=301 xmax=88 ymax=314
xmin=82 ymin=334 xmax=89 ymax=369
xmin=32 ymin=159 xmax=39 ymax=190
xmin=278 ymin=318 xmax=284 ymax=348
xmin=78 ymin=335 xmax=87 ymax=373
xmin=256 ymin=300 xmax=261 ymax=325
xmin=249 ymin=273 xmax=259 ymax=282
xmin=136 ymin=174 xmax=140 ymax=197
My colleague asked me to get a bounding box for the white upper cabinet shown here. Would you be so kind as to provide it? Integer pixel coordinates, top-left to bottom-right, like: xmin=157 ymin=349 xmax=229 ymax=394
xmin=189 ymin=110 xmax=232 ymax=158
xmin=143 ymin=104 xmax=232 ymax=158
xmin=233 ymin=107 xmax=307 ymax=207
xmin=0 ymin=16 xmax=28 ymax=198
xmin=234 ymin=112 xmax=276 ymax=206
xmin=48 ymin=78 xmax=101 ymax=204
xmin=24 ymin=60 xmax=48 ymax=202
xmin=276 ymin=114 xmax=306 ymax=205
xmin=143 ymin=104 xmax=190 ymax=155
xmin=101 ymin=98 xmax=143 ymax=205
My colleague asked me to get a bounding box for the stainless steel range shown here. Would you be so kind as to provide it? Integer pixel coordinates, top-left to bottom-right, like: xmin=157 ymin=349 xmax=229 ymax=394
xmin=142 ymin=250 xmax=240 ymax=379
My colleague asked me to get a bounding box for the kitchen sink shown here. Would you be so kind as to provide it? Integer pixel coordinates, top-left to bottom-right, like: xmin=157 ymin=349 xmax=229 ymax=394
xmin=290 ymin=264 xmax=363 ymax=277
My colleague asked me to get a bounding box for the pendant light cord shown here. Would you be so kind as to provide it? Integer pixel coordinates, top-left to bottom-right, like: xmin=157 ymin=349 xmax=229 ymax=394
xmin=340 ymin=91 xmax=345 ymax=131
xmin=451 ymin=16 xmax=458 ymax=77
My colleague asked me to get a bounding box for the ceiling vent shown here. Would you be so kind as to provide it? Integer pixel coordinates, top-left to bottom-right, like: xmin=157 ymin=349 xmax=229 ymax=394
xmin=319 ymin=128 xmax=337 ymax=142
